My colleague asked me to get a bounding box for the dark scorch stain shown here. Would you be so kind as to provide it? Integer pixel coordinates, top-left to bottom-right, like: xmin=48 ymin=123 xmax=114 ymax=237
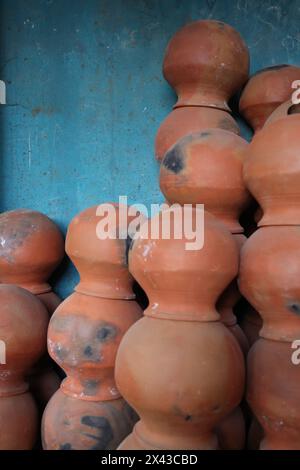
xmin=163 ymin=145 xmax=184 ymax=174
xmin=97 ymin=324 xmax=117 ymax=342
xmin=81 ymin=415 xmax=113 ymax=450
xmin=84 ymin=345 xmax=94 ymax=357
xmin=288 ymin=302 xmax=300 ymax=314
xmin=185 ymin=415 xmax=192 ymax=421
xmin=54 ymin=344 xmax=68 ymax=360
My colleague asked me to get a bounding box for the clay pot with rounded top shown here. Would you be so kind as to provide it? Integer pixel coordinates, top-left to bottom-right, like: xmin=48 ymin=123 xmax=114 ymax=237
xmin=155 ymin=107 xmax=240 ymax=162
xmin=264 ymin=99 xmax=300 ymax=127
xmin=0 ymin=209 xmax=64 ymax=297
xmin=66 ymin=204 xmax=144 ymax=300
xmin=239 ymin=226 xmax=300 ymax=342
xmin=42 ymin=389 xmax=137 ymax=450
xmin=163 ymin=20 xmax=249 ymax=111
xmin=115 ymin=208 xmax=245 ymax=449
xmin=159 ymin=129 xmax=250 ymax=233
xmin=0 ymin=284 xmax=48 ymax=449
xmin=244 ymin=115 xmax=300 ymax=226
xmin=239 ymin=65 xmax=300 ymax=132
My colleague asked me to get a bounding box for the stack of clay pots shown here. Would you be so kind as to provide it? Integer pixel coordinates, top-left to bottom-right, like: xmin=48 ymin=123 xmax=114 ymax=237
xmin=239 ymin=111 xmax=300 ymax=449
xmin=0 ymin=209 xmax=64 ymax=448
xmin=113 ymin=20 xmax=253 ymax=450
xmin=115 ymin=207 xmax=245 ymax=449
xmin=42 ymin=204 xmax=142 ymax=450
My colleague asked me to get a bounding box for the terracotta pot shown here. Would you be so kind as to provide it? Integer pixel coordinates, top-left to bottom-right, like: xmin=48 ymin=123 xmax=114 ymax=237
xmin=244 ymin=115 xmax=300 ymax=226
xmin=42 ymin=389 xmax=137 ymax=450
xmin=48 ymin=293 xmax=141 ymax=401
xmin=0 ymin=393 xmax=39 ymax=450
xmin=264 ymin=99 xmax=300 ymax=127
xmin=0 ymin=284 xmax=48 ymax=449
xmin=163 ymin=20 xmax=249 ymax=111
xmin=0 ymin=209 xmax=64 ymax=294
xmin=217 ymin=407 xmax=246 ymax=450
xmin=247 ymin=339 xmax=300 ymax=449
xmin=155 ymin=107 xmax=240 ymax=162
xmin=217 ymin=233 xmax=249 ymax=355
xmin=43 ymin=203 xmax=142 ymax=450
xmin=239 ymin=226 xmax=300 ymax=342
xmin=66 ymin=204 xmax=144 ymax=299
xmin=115 ymin=208 xmax=245 ymax=449
xmin=239 ymin=65 xmax=300 ymax=132
xmin=159 ymin=129 xmax=250 ymax=233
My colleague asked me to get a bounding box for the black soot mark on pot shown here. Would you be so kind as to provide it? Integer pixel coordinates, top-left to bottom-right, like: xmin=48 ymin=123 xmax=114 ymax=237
xmin=163 ymin=145 xmax=184 ymax=174
xmin=84 ymin=345 xmax=94 ymax=357
xmin=288 ymin=302 xmax=300 ymax=314
xmin=81 ymin=415 xmax=113 ymax=450
xmin=97 ymin=324 xmax=117 ymax=342
xmin=83 ymin=379 xmax=100 ymax=396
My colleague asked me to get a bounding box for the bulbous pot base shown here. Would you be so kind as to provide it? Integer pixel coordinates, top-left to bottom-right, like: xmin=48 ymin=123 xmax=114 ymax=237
xmin=42 ymin=389 xmax=137 ymax=450
xmin=0 ymin=392 xmax=38 ymax=449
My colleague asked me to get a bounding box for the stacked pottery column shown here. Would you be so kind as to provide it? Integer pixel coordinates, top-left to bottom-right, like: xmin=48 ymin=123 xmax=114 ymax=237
xmin=115 ymin=208 xmax=245 ymax=450
xmin=0 ymin=285 xmax=48 ymax=449
xmin=0 ymin=209 xmax=65 ymax=407
xmin=239 ymin=114 xmax=300 ymax=449
xmin=42 ymin=204 xmax=142 ymax=450
xmin=155 ymin=19 xmax=249 ymax=163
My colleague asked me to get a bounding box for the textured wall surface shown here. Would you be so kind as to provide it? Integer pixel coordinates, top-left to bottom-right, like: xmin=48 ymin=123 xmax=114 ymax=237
xmin=0 ymin=0 xmax=299 ymax=297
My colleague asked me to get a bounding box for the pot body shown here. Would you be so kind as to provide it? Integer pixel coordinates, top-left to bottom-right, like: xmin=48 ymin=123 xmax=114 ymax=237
xmin=163 ymin=20 xmax=249 ymax=110
xmin=248 ymin=339 xmax=300 ymax=450
xmin=244 ymin=116 xmax=300 ymax=226
xmin=239 ymin=65 xmax=300 ymax=132
xmin=159 ymin=129 xmax=250 ymax=233
xmin=42 ymin=389 xmax=137 ymax=450
xmin=116 ymin=317 xmax=244 ymax=450
xmin=48 ymin=292 xmax=142 ymax=401
xmin=0 ymin=209 xmax=64 ymax=294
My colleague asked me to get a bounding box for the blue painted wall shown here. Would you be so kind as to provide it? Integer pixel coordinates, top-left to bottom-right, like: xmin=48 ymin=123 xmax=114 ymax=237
xmin=0 ymin=0 xmax=299 ymax=297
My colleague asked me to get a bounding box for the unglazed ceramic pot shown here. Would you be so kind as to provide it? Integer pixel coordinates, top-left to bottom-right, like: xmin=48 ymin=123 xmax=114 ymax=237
xmin=163 ymin=20 xmax=249 ymax=111
xmin=0 ymin=209 xmax=64 ymax=407
xmin=239 ymin=65 xmax=300 ymax=132
xmin=264 ymin=99 xmax=300 ymax=127
xmin=217 ymin=407 xmax=246 ymax=450
xmin=0 ymin=209 xmax=64 ymax=302
xmin=42 ymin=389 xmax=137 ymax=450
xmin=0 ymin=284 xmax=48 ymax=449
xmin=115 ymin=208 xmax=245 ymax=450
xmin=239 ymin=226 xmax=300 ymax=449
xmin=159 ymin=129 xmax=250 ymax=233
xmin=155 ymin=107 xmax=240 ymax=162
xmin=42 ymin=204 xmax=142 ymax=450
xmin=244 ymin=115 xmax=300 ymax=226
